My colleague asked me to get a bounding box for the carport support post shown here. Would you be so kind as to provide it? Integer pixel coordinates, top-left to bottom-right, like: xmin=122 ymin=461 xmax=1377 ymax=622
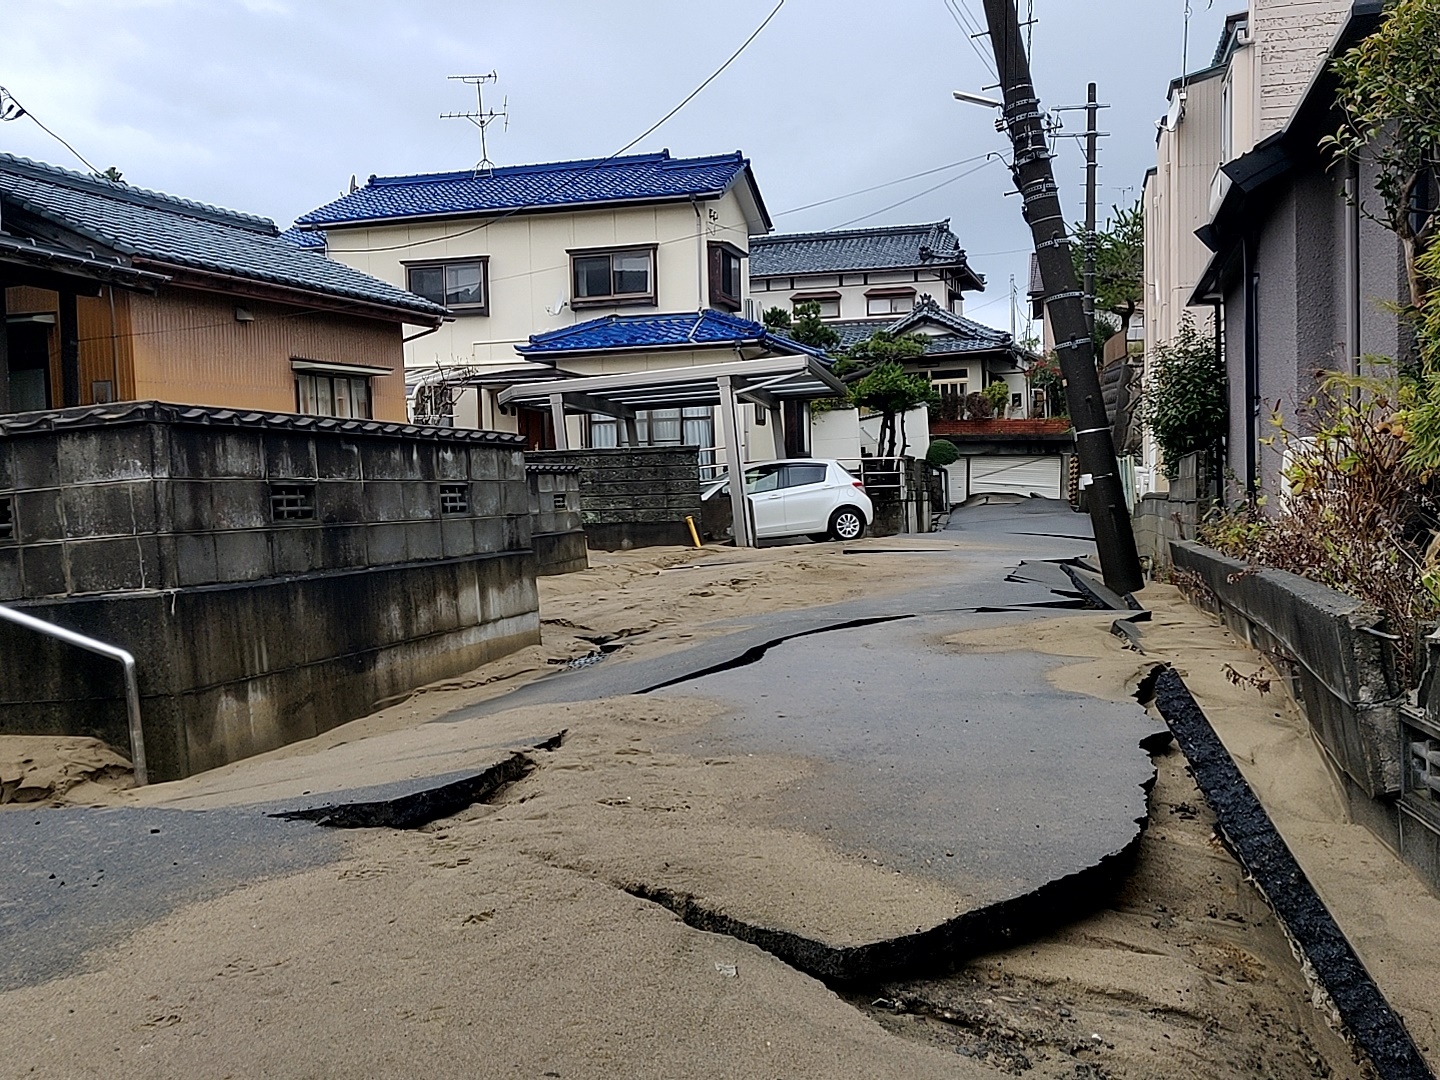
xmin=623 ymin=415 xmax=640 ymax=447
xmin=768 ymin=405 xmax=785 ymax=459
xmin=548 ymin=393 xmax=569 ymax=450
xmin=717 ymin=375 xmax=753 ymax=547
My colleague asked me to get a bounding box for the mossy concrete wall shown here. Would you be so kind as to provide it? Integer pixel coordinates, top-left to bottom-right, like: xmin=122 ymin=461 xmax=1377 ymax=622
xmin=0 ymin=402 xmax=541 ymax=780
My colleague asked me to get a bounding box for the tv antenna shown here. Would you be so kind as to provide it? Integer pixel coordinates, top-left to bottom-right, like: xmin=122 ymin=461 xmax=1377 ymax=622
xmin=441 ymin=73 xmax=508 ymax=176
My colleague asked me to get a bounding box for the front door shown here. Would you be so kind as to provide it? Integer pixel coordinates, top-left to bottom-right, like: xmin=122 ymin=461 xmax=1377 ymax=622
xmin=743 ymin=463 xmax=787 ymax=538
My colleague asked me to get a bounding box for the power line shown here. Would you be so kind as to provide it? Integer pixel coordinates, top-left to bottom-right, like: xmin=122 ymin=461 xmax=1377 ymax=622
xmin=942 ymin=0 xmax=999 ymax=78
xmin=328 ymin=0 xmax=786 ymax=255
xmin=0 ymin=84 xmax=101 ymax=176
xmin=773 ymin=153 xmax=992 ymax=217
xmin=829 ymin=158 xmax=997 ymax=231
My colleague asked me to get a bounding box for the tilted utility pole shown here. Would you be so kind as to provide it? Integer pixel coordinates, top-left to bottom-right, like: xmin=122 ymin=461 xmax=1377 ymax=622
xmin=980 ymin=0 xmax=1143 ymax=594
xmin=1083 ymin=82 xmax=1098 ymax=339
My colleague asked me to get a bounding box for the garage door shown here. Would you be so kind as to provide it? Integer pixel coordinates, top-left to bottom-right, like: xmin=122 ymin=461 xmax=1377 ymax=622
xmin=968 ymin=455 xmax=1063 ymax=498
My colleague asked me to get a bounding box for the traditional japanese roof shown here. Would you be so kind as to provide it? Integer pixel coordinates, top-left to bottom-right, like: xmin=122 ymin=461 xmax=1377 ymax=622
xmin=749 ymin=221 xmax=985 ymax=289
xmin=516 ymin=309 xmax=831 ymax=360
xmin=0 ymin=153 xmax=446 ymax=322
xmin=293 ymin=150 xmax=770 ymax=230
xmin=829 ymin=297 xmax=1013 ymax=356
xmin=279 ymin=225 xmax=326 ymax=251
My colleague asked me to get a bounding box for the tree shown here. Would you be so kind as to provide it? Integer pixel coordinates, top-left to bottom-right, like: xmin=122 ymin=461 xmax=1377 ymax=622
xmin=1028 ymin=353 xmax=1067 ymax=417
xmin=847 ymin=335 xmax=934 ymax=456
xmin=1327 ymin=0 xmax=1440 ymax=309
xmin=1136 ymin=314 xmax=1227 ymax=479
xmin=1072 ymin=200 xmax=1144 ymax=337
xmin=983 ymin=379 xmax=1011 ymax=417
xmin=761 ymin=306 xmax=791 ymax=331
xmin=787 ymin=301 xmax=841 ymax=352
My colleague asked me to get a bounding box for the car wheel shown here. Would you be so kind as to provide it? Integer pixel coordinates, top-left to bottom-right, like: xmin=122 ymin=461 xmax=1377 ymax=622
xmin=828 ymin=506 xmax=866 ymax=542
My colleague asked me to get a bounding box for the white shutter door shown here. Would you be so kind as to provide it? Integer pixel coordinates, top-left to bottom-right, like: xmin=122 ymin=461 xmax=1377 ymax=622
xmin=968 ymin=455 xmax=1063 ymax=498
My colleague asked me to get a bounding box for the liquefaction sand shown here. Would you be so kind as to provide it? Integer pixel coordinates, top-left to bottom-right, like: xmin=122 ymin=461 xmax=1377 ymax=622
xmin=1 ymin=544 xmax=1435 ymax=1077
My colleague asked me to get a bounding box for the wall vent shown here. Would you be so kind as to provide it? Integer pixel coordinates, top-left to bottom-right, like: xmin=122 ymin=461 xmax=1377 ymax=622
xmin=440 ymin=484 xmax=469 ymax=516
xmin=551 ymin=493 xmax=568 ymax=512
xmin=0 ymin=498 xmax=11 ymax=540
xmin=269 ymin=484 xmax=316 ymax=521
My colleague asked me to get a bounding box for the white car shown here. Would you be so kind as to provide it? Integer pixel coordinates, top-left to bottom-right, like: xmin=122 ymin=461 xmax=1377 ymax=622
xmin=704 ymin=459 xmax=873 ymax=542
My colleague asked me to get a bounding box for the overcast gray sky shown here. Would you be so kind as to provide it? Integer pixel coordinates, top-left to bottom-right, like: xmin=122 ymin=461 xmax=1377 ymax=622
xmin=0 ymin=0 xmax=1231 ymax=334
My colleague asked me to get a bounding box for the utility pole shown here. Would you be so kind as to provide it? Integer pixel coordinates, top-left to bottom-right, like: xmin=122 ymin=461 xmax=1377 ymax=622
xmin=1083 ymin=82 xmax=1098 ymax=340
xmin=979 ymin=0 xmax=1143 ymax=594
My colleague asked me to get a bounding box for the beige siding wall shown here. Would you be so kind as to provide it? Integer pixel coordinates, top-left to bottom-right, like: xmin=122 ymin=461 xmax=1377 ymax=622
xmin=128 ymin=289 xmax=407 ymax=419
xmin=323 ymin=189 xmax=757 ymax=372
xmin=1253 ymin=0 xmax=1350 ymax=136
xmin=1146 ymin=72 xmax=1226 ymax=356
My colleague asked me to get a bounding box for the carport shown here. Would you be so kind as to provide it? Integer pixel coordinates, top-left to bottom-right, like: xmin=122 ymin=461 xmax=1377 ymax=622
xmin=496 ymin=354 xmax=847 ymax=547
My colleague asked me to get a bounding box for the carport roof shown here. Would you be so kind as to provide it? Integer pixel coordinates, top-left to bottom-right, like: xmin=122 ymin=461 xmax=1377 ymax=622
xmin=496 ymin=353 xmax=846 ymax=415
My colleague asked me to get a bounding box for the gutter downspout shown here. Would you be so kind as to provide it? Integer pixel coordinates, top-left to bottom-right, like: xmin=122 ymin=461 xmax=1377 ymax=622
xmin=692 ymin=197 xmax=706 ymax=310
xmin=1243 ymin=233 xmax=1260 ymax=499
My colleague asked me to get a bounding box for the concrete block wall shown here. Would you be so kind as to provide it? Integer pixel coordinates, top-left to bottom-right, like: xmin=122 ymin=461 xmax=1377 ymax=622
xmin=525 ymin=463 xmax=587 ymax=576
xmin=0 ymin=401 xmax=541 ymax=780
xmin=527 ymin=447 xmax=702 ymax=550
xmin=0 ymin=401 xmax=530 ymax=598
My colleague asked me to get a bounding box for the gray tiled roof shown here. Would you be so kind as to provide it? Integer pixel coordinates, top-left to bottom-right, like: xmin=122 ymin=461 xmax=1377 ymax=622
xmin=830 ymin=297 xmax=1013 ymax=356
xmin=751 ymin=220 xmax=977 ymax=277
xmin=0 ymin=154 xmax=445 ymax=321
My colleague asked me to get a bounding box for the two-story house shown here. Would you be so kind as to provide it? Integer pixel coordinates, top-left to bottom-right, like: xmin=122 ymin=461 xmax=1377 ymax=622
xmin=1 ymin=153 xmax=444 ymax=421
xmin=290 ymin=150 xmax=834 ymax=461
xmin=748 ymin=221 xmax=985 ymax=323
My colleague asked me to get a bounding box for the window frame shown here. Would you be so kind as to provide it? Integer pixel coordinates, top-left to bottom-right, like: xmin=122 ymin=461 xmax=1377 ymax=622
xmin=790 ymin=291 xmax=841 ymax=319
xmin=569 ymin=244 xmax=657 ymax=309
xmin=402 ymin=257 xmax=490 ymax=314
xmin=708 ymin=241 xmax=745 ymax=312
xmin=295 ymin=371 xmax=373 ymax=419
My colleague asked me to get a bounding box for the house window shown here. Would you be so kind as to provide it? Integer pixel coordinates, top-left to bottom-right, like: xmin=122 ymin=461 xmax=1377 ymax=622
xmin=792 ymin=293 xmax=841 ymax=319
xmin=865 ymin=288 xmax=916 ymax=316
xmin=709 ymin=243 xmax=744 ymax=312
xmin=296 ymin=372 xmax=372 ymax=419
xmin=571 ymin=246 xmax=656 ymax=307
xmin=933 ymin=379 xmax=968 ymax=421
xmin=405 ymin=258 xmax=488 ymax=313
xmin=589 ymin=407 xmax=713 ymax=452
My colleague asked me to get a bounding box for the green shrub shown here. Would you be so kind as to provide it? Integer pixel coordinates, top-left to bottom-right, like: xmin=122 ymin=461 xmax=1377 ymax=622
xmin=925 ymin=439 xmax=959 ymax=466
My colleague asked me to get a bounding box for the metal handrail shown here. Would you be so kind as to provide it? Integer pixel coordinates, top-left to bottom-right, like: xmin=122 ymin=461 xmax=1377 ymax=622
xmin=0 ymin=603 xmax=148 ymax=786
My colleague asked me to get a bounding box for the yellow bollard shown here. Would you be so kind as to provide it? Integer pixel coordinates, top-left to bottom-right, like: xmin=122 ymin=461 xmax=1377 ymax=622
xmin=684 ymin=515 xmax=702 ymax=549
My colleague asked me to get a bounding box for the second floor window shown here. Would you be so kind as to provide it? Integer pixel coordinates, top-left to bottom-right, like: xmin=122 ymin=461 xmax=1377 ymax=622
xmin=709 ymin=242 xmax=744 ymax=312
xmin=405 ymin=258 xmax=488 ymax=313
xmin=571 ymin=246 xmax=656 ymax=307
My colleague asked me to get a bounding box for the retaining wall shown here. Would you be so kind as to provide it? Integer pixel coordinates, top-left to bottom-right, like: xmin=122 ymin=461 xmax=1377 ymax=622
xmin=1173 ymin=539 xmax=1440 ymax=896
xmin=0 ymin=401 xmax=541 ymax=781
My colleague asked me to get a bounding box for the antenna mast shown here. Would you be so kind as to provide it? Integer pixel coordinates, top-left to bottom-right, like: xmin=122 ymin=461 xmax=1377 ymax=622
xmin=441 ymin=73 xmax=508 ymax=176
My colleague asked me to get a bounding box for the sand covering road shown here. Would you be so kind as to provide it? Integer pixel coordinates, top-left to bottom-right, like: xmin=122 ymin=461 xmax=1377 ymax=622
xmin=1 ymin=540 xmax=1436 ymax=1077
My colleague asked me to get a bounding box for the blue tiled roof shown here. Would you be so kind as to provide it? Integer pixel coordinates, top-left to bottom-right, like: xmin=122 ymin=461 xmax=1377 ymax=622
xmin=295 ymin=151 xmax=762 ymax=227
xmin=750 ymin=221 xmax=982 ymax=286
xmin=0 ymin=154 xmax=446 ymax=321
xmin=830 ymin=297 xmax=1012 ymax=356
xmin=517 ymin=310 xmax=831 ymax=360
xmin=279 ymin=225 xmax=326 ymax=251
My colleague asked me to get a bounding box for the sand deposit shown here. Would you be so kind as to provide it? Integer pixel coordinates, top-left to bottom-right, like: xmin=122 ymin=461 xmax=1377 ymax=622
xmin=2 ymin=542 xmax=1436 ymax=1077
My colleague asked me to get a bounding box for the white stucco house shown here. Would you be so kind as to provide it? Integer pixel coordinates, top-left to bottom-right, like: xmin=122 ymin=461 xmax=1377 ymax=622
xmin=287 ymin=150 xmax=837 ymax=463
xmin=748 ymin=220 xmax=986 ymax=322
